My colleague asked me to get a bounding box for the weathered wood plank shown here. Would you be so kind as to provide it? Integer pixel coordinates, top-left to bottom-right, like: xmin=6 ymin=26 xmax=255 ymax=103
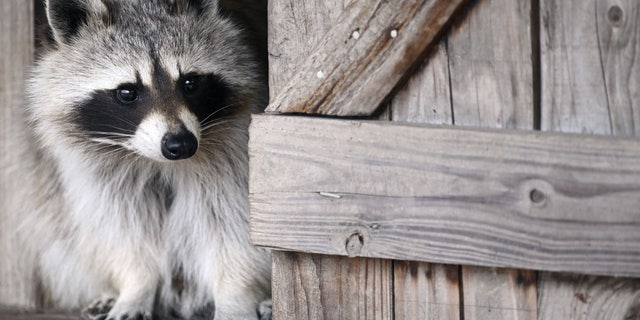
xmin=391 ymin=42 xmax=453 ymax=125
xmin=445 ymin=1 xmax=538 ymax=318
xmin=595 ymin=0 xmax=640 ymax=136
xmin=390 ymin=42 xmax=459 ymax=320
xmin=539 ymin=0 xmax=640 ymax=317
xmin=448 ymin=0 xmax=534 ymax=129
xmin=0 ymin=0 xmax=35 ymax=308
xmin=537 ymin=273 xmax=640 ymax=319
xmin=540 ymin=0 xmax=640 ymax=135
xmin=461 ymin=268 xmax=537 ymax=319
xmin=394 ymin=262 xmax=460 ymax=320
xmin=271 ymin=252 xmax=393 ymax=320
xmin=267 ymin=0 xmax=351 ymax=99
xmin=267 ymin=2 xmax=395 ymax=318
xmin=540 ymin=0 xmax=608 ymax=134
xmin=249 ymin=115 xmax=640 ymax=277
xmin=265 ymin=0 xmax=469 ymax=116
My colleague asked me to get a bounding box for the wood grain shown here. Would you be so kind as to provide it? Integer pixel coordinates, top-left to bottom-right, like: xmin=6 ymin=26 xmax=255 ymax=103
xmin=265 ymin=0 xmax=469 ymax=116
xmin=462 ymin=268 xmax=537 ymax=319
xmin=391 ymin=42 xmax=453 ymax=125
xmin=266 ymin=2 xmax=396 ymax=318
xmin=249 ymin=115 xmax=640 ymax=277
xmin=540 ymin=0 xmax=640 ymax=135
xmin=539 ymin=0 xmax=640 ymax=318
xmin=394 ymin=262 xmax=460 ymax=320
xmin=445 ymin=1 xmax=538 ymax=318
xmin=0 ymin=0 xmax=35 ymax=308
xmin=267 ymin=0 xmax=351 ymax=100
xmin=448 ymin=0 xmax=534 ymax=130
xmin=538 ymin=272 xmax=640 ymax=320
xmin=271 ymin=252 xmax=393 ymax=320
xmin=390 ymin=41 xmax=459 ymax=320
xmin=595 ymin=0 xmax=640 ymax=136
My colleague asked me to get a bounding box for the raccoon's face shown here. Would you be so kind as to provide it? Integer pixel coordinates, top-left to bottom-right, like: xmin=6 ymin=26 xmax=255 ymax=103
xmin=29 ymin=0 xmax=263 ymax=163
xmin=73 ymin=62 xmax=233 ymax=162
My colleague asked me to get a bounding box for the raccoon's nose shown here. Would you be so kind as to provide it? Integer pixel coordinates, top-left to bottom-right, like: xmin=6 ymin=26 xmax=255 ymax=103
xmin=161 ymin=131 xmax=198 ymax=160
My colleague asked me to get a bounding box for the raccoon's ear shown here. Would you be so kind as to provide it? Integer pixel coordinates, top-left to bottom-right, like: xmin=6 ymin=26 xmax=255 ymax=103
xmin=45 ymin=0 xmax=106 ymax=45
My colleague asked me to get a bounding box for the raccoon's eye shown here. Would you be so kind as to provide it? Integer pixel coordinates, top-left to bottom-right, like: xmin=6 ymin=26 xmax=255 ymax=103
xmin=182 ymin=76 xmax=200 ymax=96
xmin=116 ymin=85 xmax=138 ymax=104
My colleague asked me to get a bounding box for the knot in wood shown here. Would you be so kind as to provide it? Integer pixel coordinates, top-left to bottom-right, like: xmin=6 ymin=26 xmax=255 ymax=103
xmin=345 ymin=232 xmax=364 ymax=257
xmin=530 ymin=188 xmax=546 ymax=205
xmin=607 ymin=5 xmax=623 ymax=25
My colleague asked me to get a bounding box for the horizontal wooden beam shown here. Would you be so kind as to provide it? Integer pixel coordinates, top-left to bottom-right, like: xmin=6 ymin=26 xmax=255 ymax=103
xmin=249 ymin=115 xmax=640 ymax=277
xmin=265 ymin=0 xmax=468 ymax=116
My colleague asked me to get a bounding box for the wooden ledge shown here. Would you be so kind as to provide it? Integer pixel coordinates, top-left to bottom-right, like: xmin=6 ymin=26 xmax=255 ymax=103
xmin=249 ymin=115 xmax=640 ymax=277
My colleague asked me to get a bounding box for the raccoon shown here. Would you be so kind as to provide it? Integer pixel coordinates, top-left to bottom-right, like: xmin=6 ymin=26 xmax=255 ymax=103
xmin=20 ymin=0 xmax=271 ymax=319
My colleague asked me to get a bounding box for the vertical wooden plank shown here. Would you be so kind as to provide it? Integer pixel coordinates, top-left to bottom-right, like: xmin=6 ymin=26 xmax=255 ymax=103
xmin=448 ymin=0 xmax=534 ymax=130
xmin=538 ymin=273 xmax=640 ymax=320
xmin=394 ymin=262 xmax=460 ymax=320
xmin=267 ymin=1 xmax=394 ymax=318
xmin=271 ymin=252 xmax=392 ymax=320
xmin=391 ymin=42 xmax=460 ymax=320
xmin=267 ymin=0 xmax=353 ymax=98
xmin=540 ymin=0 xmax=611 ymax=134
xmin=462 ymin=269 xmax=537 ymax=320
xmin=446 ymin=0 xmax=537 ymax=319
xmin=595 ymin=0 xmax=640 ymax=135
xmin=539 ymin=0 xmax=640 ymax=318
xmin=0 ymin=0 xmax=36 ymax=308
xmin=392 ymin=43 xmax=453 ymax=125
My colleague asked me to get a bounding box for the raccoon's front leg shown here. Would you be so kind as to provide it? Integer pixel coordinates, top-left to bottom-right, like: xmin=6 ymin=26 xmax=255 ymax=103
xmin=213 ymin=274 xmax=271 ymax=320
xmin=106 ymin=272 xmax=157 ymax=320
xmin=82 ymin=265 xmax=157 ymax=320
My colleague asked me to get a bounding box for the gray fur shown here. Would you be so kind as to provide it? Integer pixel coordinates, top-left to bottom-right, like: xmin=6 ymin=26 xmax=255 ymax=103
xmin=19 ymin=0 xmax=270 ymax=319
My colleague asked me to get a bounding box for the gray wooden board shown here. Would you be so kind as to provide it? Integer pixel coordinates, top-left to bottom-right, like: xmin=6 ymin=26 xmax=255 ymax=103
xmin=540 ymin=0 xmax=640 ymax=135
xmin=393 ymin=262 xmax=460 ymax=320
xmin=249 ymin=115 xmax=640 ymax=277
xmin=267 ymin=1 xmax=395 ymax=319
xmin=271 ymin=252 xmax=393 ymax=320
xmin=390 ymin=41 xmax=460 ymax=320
xmin=537 ymin=273 xmax=640 ymax=319
xmin=595 ymin=0 xmax=640 ymax=136
xmin=461 ymin=268 xmax=537 ymax=319
xmin=443 ymin=0 xmax=539 ymax=319
xmin=448 ymin=0 xmax=534 ymax=130
xmin=0 ymin=0 xmax=35 ymax=308
xmin=391 ymin=42 xmax=453 ymax=125
xmin=539 ymin=0 xmax=640 ymax=318
xmin=265 ymin=0 xmax=469 ymax=116
xmin=267 ymin=0 xmax=352 ymax=100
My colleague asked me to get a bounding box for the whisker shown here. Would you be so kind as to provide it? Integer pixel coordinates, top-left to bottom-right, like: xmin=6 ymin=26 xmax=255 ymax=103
xmin=199 ymin=103 xmax=239 ymax=126
xmin=200 ymin=119 xmax=238 ymax=132
xmin=201 ymin=127 xmax=239 ymax=137
xmin=88 ymin=131 xmax=134 ymax=138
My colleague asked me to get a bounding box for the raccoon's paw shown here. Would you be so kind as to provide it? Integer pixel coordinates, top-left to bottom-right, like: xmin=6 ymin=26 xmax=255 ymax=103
xmin=257 ymin=299 xmax=272 ymax=320
xmin=105 ymin=310 xmax=151 ymax=320
xmin=81 ymin=297 xmax=116 ymax=320
xmin=105 ymin=305 xmax=152 ymax=320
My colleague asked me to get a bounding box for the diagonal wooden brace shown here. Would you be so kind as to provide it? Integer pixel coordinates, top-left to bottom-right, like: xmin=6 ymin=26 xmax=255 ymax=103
xmin=266 ymin=0 xmax=469 ymax=116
